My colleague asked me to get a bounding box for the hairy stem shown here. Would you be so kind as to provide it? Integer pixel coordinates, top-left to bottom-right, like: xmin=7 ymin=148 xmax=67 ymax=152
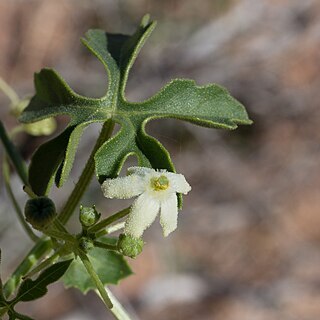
xmin=58 ymin=120 xmax=115 ymax=224
xmin=43 ymin=229 xmax=74 ymax=243
xmin=93 ymin=241 xmax=118 ymax=251
xmin=89 ymin=207 xmax=130 ymax=234
xmin=22 ymin=250 xmax=60 ymax=279
xmin=3 ymin=121 xmax=115 ymax=297
xmin=95 ymin=287 xmax=133 ymax=320
xmin=3 ymin=238 xmax=52 ymax=298
xmin=79 ymin=251 xmax=113 ymax=309
xmin=106 ymin=287 xmax=133 ymax=320
xmin=2 ymin=158 xmax=39 ymax=242
xmin=96 ymin=222 xmax=125 ymax=238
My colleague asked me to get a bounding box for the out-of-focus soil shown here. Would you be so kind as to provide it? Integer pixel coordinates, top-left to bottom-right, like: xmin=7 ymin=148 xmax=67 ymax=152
xmin=1 ymin=0 xmax=320 ymax=319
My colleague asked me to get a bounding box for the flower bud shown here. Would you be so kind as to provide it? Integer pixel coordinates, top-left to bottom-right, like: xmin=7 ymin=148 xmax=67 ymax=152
xmin=11 ymin=98 xmax=57 ymax=136
xmin=78 ymin=237 xmax=94 ymax=252
xmin=79 ymin=205 xmax=101 ymax=228
xmin=23 ymin=118 xmax=57 ymax=136
xmin=117 ymin=233 xmax=144 ymax=258
xmin=24 ymin=196 xmax=56 ymax=230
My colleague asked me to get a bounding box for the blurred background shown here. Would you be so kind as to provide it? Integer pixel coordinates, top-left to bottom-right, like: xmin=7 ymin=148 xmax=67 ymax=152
xmin=1 ymin=0 xmax=320 ymax=319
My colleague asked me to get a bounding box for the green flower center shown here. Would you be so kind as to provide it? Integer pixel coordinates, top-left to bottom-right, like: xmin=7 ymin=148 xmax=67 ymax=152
xmin=151 ymin=175 xmax=169 ymax=191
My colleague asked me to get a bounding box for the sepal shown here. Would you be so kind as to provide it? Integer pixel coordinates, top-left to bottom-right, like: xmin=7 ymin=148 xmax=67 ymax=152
xmin=117 ymin=233 xmax=144 ymax=259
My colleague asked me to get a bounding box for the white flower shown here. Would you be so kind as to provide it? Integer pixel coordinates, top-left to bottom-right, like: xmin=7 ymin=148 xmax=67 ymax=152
xmin=101 ymin=167 xmax=191 ymax=238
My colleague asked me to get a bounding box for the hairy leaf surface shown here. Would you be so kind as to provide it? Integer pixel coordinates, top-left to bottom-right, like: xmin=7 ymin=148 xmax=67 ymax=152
xmin=20 ymin=15 xmax=252 ymax=196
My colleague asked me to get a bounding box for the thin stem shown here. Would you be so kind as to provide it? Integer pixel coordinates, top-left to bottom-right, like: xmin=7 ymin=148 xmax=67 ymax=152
xmin=89 ymin=207 xmax=130 ymax=234
xmin=23 ymin=185 xmax=37 ymax=199
xmin=78 ymin=251 xmax=113 ymax=309
xmin=43 ymin=228 xmax=75 ymax=243
xmin=2 ymin=121 xmax=115 ymax=298
xmin=22 ymin=250 xmax=60 ymax=279
xmin=96 ymin=222 xmax=125 ymax=238
xmin=2 ymin=158 xmax=39 ymax=242
xmin=0 ymin=121 xmax=28 ymax=185
xmin=93 ymin=241 xmax=118 ymax=251
xmin=58 ymin=120 xmax=115 ymax=224
xmin=3 ymin=238 xmax=52 ymax=298
xmin=9 ymin=125 xmax=25 ymax=138
xmin=0 ymin=77 xmax=19 ymax=105
xmin=53 ymin=219 xmax=70 ymax=234
xmin=96 ymin=288 xmax=133 ymax=320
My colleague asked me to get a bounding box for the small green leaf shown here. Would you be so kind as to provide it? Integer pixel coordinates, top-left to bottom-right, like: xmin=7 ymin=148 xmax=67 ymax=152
xmin=20 ymin=15 xmax=252 ymax=197
xmin=62 ymin=238 xmax=132 ymax=293
xmin=0 ymin=121 xmax=28 ymax=185
xmin=28 ymin=124 xmax=89 ymax=196
xmin=15 ymin=259 xmax=72 ymax=302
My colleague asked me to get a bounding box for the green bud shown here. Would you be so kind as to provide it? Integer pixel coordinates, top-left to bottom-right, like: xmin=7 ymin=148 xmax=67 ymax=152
xmin=117 ymin=233 xmax=144 ymax=258
xmin=79 ymin=237 xmax=94 ymax=252
xmin=23 ymin=118 xmax=57 ymax=136
xmin=79 ymin=205 xmax=101 ymax=227
xmin=24 ymin=197 xmax=56 ymax=230
xmin=10 ymin=98 xmax=57 ymax=136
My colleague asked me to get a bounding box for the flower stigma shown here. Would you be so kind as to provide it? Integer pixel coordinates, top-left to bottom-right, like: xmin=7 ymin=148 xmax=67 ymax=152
xmin=150 ymin=175 xmax=169 ymax=191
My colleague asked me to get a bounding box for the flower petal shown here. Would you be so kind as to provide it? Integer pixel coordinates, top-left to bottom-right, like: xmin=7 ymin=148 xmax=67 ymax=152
xmin=101 ymin=175 xmax=144 ymax=199
xmin=125 ymin=193 xmax=160 ymax=238
xmin=166 ymin=173 xmax=191 ymax=194
xmin=159 ymin=193 xmax=178 ymax=237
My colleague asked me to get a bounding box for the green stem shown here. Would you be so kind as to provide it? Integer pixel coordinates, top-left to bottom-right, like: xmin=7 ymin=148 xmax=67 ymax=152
xmin=3 ymin=238 xmax=52 ymax=298
xmin=23 ymin=185 xmax=37 ymax=199
xmin=43 ymin=226 xmax=75 ymax=243
xmin=0 ymin=77 xmax=19 ymax=105
xmin=23 ymin=250 xmax=60 ymax=279
xmin=104 ymin=287 xmax=133 ymax=320
xmin=53 ymin=219 xmax=70 ymax=235
xmin=93 ymin=241 xmax=118 ymax=251
xmin=96 ymin=222 xmax=125 ymax=238
xmin=0 ymin=121 xmax=28 ymax=185
xmin=9 ymin=125 xmax=25 ymax=138
xmin=58 ymin=120 xmax=115 ymax=224
xmin=2 ymin=121 xmax=115 ymax=297
xmin=78 ymin=251 xmax=113 ymax=309
xmin=89 ymin=207 xmax=130 ymax=234
xmin=40 ymin=219 xmax=75 ymax=243
xmin=2 ymin=158 xmax=39 ymax=242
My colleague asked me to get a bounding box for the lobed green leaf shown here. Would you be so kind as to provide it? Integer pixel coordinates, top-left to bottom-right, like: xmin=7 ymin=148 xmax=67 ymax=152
xmin=20 ymin=14 xmax=252 ymax=197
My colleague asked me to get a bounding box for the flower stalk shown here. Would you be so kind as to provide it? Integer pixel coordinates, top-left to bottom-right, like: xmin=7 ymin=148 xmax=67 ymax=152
xmin=58 ymin=120 xmax=115 ymax=225
xmin=78 ymin=251 xmax=113 ymax=309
